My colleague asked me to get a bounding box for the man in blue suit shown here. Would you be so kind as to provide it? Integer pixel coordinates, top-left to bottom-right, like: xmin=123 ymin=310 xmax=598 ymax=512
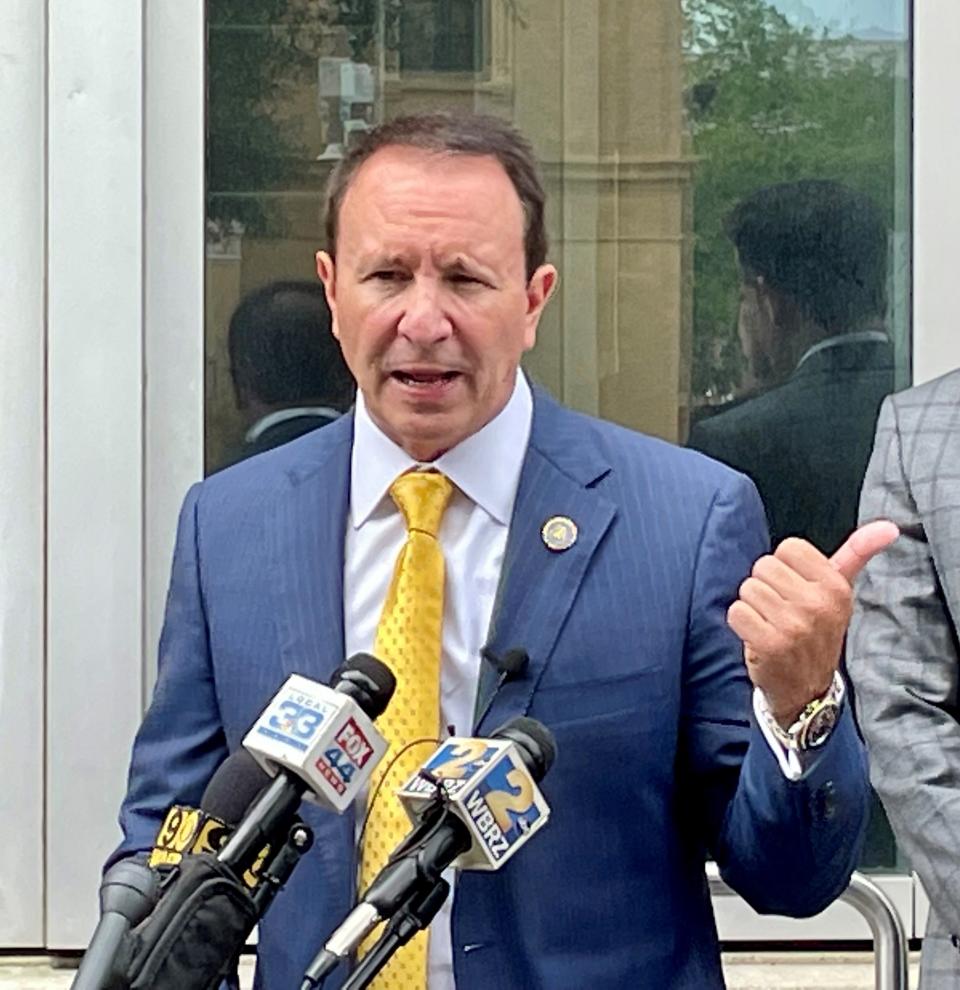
xmin=112 ymin=113 xmax=893 ymax=989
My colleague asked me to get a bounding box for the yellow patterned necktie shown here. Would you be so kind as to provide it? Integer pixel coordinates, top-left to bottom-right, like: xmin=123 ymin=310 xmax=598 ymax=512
xmin=359 ymin=469 xmax=454 ymax=988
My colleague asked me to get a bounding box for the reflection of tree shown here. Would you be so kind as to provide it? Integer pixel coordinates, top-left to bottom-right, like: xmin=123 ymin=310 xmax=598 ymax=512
xmin=208 ymin=2 xmax=312 ymax=233
xmin=208 ymin=0 xmax=375 ymax=234
xmin=683 ymin=0 xmax=902 ymax=401
xmin=207 ymin=1 xmax=526 ymax=236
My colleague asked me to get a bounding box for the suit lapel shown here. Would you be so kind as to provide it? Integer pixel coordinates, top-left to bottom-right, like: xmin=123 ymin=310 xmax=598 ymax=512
xmin=925 ymin=393 xmax=960 ymax=621
xmin=265 ymin=396 xmax=617 ymax=736
xmin=476 ymin=389 xmax=616 ymax=733
xmin=270 ymin=415 xmax=353 ymax=686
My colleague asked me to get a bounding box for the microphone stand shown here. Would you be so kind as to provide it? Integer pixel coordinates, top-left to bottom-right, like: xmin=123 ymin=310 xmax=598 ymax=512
xmin=308 ymin=798 xmax=466 ymax=989
xmin=340 ymin=878 xmax=450 ymax=990
xmin=250 ymin=820 xmax=314 ymax=914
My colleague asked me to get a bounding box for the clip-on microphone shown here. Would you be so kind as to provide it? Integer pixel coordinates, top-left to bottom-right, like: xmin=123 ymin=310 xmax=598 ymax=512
xmin=474 ymin=646 xmax=529 ymax=728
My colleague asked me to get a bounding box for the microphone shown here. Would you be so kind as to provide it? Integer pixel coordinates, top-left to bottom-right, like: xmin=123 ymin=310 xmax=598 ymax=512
xmin=72 ymin=751 xmax=272 ymax=990
xmin=302 ymin=716 xmax=555 ymax=988
xmin=219 ymin=653 xmax=395 ymax=878
xmin=86 ymin=655 xmax=396 ymax=990
xmin=474 ymin=646 xmax=529 ymax=727
xmin=149 ymin=749 xmax=271 ymax=873
xmin=70 ymin=860 xmax=161 ymax=990
xmin=481 ymin=646 xmax=529 ymax=681
xmin=395 ymin=715 xmax=553 ymax=869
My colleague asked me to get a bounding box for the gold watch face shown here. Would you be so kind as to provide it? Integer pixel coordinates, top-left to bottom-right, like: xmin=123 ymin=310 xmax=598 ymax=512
xmin=798 ymin=701 xmax=840 ymax=750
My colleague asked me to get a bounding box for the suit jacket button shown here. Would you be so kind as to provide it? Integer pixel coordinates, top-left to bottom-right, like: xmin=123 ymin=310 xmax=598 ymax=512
xmin=813 ymin=781 xmax=837 ymax=822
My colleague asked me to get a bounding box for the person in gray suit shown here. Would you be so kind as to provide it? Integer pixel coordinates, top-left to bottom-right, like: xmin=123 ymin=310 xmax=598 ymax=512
xmin=848 ymin=368 xmax=960 ymax=985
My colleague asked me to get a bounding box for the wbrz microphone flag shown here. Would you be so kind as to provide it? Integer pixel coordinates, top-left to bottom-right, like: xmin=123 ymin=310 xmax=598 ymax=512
xmin=396 ymin=735 xmax=551 ymax=870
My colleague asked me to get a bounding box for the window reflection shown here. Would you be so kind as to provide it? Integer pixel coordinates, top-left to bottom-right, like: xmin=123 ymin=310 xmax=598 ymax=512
xmin=204 ymin=0 xmax=910 ymax=870
xmin=221 ymin=280 xmax=354 ymax=469
xmin=688 ymin=181 xmax=894 ymax=556
xmin=399 ymin=0 xmax=485 ymax=73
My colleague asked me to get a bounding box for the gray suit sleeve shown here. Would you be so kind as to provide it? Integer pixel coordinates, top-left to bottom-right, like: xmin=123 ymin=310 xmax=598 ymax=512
xmin=848 ymin=394 xmax=960 ymax=933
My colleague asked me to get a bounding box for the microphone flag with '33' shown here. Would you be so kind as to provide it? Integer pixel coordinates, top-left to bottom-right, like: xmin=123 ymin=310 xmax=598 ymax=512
xmin=302 ymin=716 xmax=556 ymax=990
xmin=146 ymin=650 xmax=396 ymax=888
xmin=72 ymin=653 xmax=396 ymax=990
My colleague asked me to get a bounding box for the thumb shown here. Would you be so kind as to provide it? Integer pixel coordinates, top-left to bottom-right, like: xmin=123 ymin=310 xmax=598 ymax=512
xmin=829 ymin=519 xmax=900 ymax=584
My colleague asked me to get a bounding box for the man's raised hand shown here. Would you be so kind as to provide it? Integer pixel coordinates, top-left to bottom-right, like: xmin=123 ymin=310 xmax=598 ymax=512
xmin=727 ymin=520 xmax=900 ymax=725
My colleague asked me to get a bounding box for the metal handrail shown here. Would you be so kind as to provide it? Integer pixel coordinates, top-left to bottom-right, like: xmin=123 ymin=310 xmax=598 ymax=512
xmin=709 ymin=868 xmax=909 ymax=990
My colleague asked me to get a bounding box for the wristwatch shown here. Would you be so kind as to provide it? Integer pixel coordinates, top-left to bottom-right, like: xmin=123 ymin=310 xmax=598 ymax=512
xmin=762 ymin=671 xmax=845 ymax=752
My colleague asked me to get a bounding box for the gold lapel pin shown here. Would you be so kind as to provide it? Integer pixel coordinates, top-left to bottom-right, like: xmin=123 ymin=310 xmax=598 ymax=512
xmin=541 ymin=515 xmax=578 ymax=552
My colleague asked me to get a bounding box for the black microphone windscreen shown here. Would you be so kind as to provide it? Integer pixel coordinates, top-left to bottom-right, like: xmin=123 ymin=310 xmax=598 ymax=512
xmin=331 ymin=652 xmax=396 ymax=720
xmin=99 ymin=860 xmax=161 ymax=921
xmin=200 ymin=750 xmax=272 ymax=826
xmin=480 ymin=646 xmax=529 ymax=678
xmin=498 ymin=648 xmax=529 ymax=676
xmin=492 ymin=716 xmax=557 ymax=783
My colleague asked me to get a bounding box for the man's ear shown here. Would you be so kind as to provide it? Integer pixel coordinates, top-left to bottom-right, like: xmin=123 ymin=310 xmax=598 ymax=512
xmin=758 ymin=277 xmax=803 ymax=338
xmin=522 ymin=264 xmax=558 ymax=350
xmin=753 ymin=275 xmax=777 ymax=324
xmin=316 ymin=250 xmax=340 ymax=340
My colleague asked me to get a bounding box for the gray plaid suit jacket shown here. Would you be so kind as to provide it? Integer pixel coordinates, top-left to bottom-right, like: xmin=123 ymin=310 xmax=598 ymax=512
xmin=849 ymin=368 xmax=960 ymax=987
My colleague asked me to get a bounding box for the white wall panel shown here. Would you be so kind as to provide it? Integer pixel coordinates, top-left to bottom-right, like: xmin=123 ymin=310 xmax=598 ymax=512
xmin=143 ymin=2 xmax=205 ymax=696
xmin=0 ymin=0 xmax=46 ymax=946
xmin=46 ymin=0 xmax=145 ymax=947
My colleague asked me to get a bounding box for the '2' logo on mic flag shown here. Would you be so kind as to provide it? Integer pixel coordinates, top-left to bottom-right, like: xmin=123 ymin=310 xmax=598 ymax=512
xmin=464 ymin=754 xmax=542 ymax=861
xmin=397 ymin=736 xmax=551 ymax=870
xmin=409 ymin=739 xmax=499 ymax=799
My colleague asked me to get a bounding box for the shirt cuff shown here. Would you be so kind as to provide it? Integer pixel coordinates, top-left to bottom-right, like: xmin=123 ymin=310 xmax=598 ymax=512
xmin=753 ymin=688 xmax=805 ymax=781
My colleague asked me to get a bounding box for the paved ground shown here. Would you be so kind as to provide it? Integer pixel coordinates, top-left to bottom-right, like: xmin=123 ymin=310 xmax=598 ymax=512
xmin=0 ymin=952 xmax=923 ymax=988
xmin=724 ymin=951 xmax=920 ymax=987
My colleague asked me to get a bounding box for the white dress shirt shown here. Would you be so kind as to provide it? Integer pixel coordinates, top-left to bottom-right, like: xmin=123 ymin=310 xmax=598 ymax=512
xmin=343 ymin=371 xmax=807 ymax=989
xmin=344 ymin=371 xmax=532 ymax=989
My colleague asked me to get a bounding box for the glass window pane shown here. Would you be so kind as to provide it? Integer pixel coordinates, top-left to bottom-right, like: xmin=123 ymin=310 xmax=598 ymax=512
xmin=204 ymin=0 xmax=910 ymax=870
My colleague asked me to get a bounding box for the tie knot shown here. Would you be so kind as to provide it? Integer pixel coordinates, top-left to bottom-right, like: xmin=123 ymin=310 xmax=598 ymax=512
xmin=389 ymin=471 xmax=454 ymax=538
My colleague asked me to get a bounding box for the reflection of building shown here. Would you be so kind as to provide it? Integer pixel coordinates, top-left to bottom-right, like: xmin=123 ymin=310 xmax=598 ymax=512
xmin=206 ymin=1 xmax=694 ymax=447
xmin=387 ymin=2 xmax=695 ymax=442
xmin=398 ymin=0 xmax=485 ymax=72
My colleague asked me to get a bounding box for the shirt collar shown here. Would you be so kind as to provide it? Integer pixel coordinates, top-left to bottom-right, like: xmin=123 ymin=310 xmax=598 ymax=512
xmin=244 ymin=406 xmax=342 ymax=443
xmin=795 ymin=329 xmax=890 ymax=373
xmin=350 ymin=369 xmax=533 ymax=529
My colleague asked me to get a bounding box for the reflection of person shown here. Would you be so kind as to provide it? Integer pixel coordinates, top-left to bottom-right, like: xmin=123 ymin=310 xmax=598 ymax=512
xmin=226 ymin=279 xmax=355 ymax=463
xmin=848 ymin=370 xmax=960 ymax=987
xmin=111 ymin=115 xmax=878 ymax=990
xmin=688 ymin=180 xmax=895 ymax=555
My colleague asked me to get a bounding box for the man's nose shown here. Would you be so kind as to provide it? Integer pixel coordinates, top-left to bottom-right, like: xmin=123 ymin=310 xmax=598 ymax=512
xmin=396 ymin=278 xmax=453 ymax=344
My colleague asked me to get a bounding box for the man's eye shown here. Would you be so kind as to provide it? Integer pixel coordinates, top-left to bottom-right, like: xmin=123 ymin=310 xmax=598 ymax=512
xmin=366 ymin=269 xmax=412 ymax=283
xmin=449 ymin=273 xmax=483 ymax=286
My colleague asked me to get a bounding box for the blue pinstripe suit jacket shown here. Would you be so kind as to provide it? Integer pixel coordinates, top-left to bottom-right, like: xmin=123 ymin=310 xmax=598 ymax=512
xmin=113 ymin=387 xmax=868 ymax=989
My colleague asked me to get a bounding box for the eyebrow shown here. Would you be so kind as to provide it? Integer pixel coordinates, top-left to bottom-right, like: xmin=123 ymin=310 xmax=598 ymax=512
xmin=356 ymin=252 xmax=415 ymax=275
xmin=354 ymin=249 xmax=498 ymax=283
xmin=443 ymin=255 xmax=497 ymax=281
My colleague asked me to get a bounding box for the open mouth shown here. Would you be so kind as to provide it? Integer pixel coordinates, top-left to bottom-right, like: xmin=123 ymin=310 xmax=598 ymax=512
xmin=391 ymin=370 xmax=461 ymax=388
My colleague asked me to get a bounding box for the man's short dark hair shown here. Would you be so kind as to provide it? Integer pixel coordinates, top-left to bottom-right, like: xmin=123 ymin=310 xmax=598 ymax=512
xmin=227 ymin=280 xmax=354 ymax=409
xmin=726 ymin=180 xmax=888 ymax=333
xmin=324 ymin=112 xmax=548 ymax=280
